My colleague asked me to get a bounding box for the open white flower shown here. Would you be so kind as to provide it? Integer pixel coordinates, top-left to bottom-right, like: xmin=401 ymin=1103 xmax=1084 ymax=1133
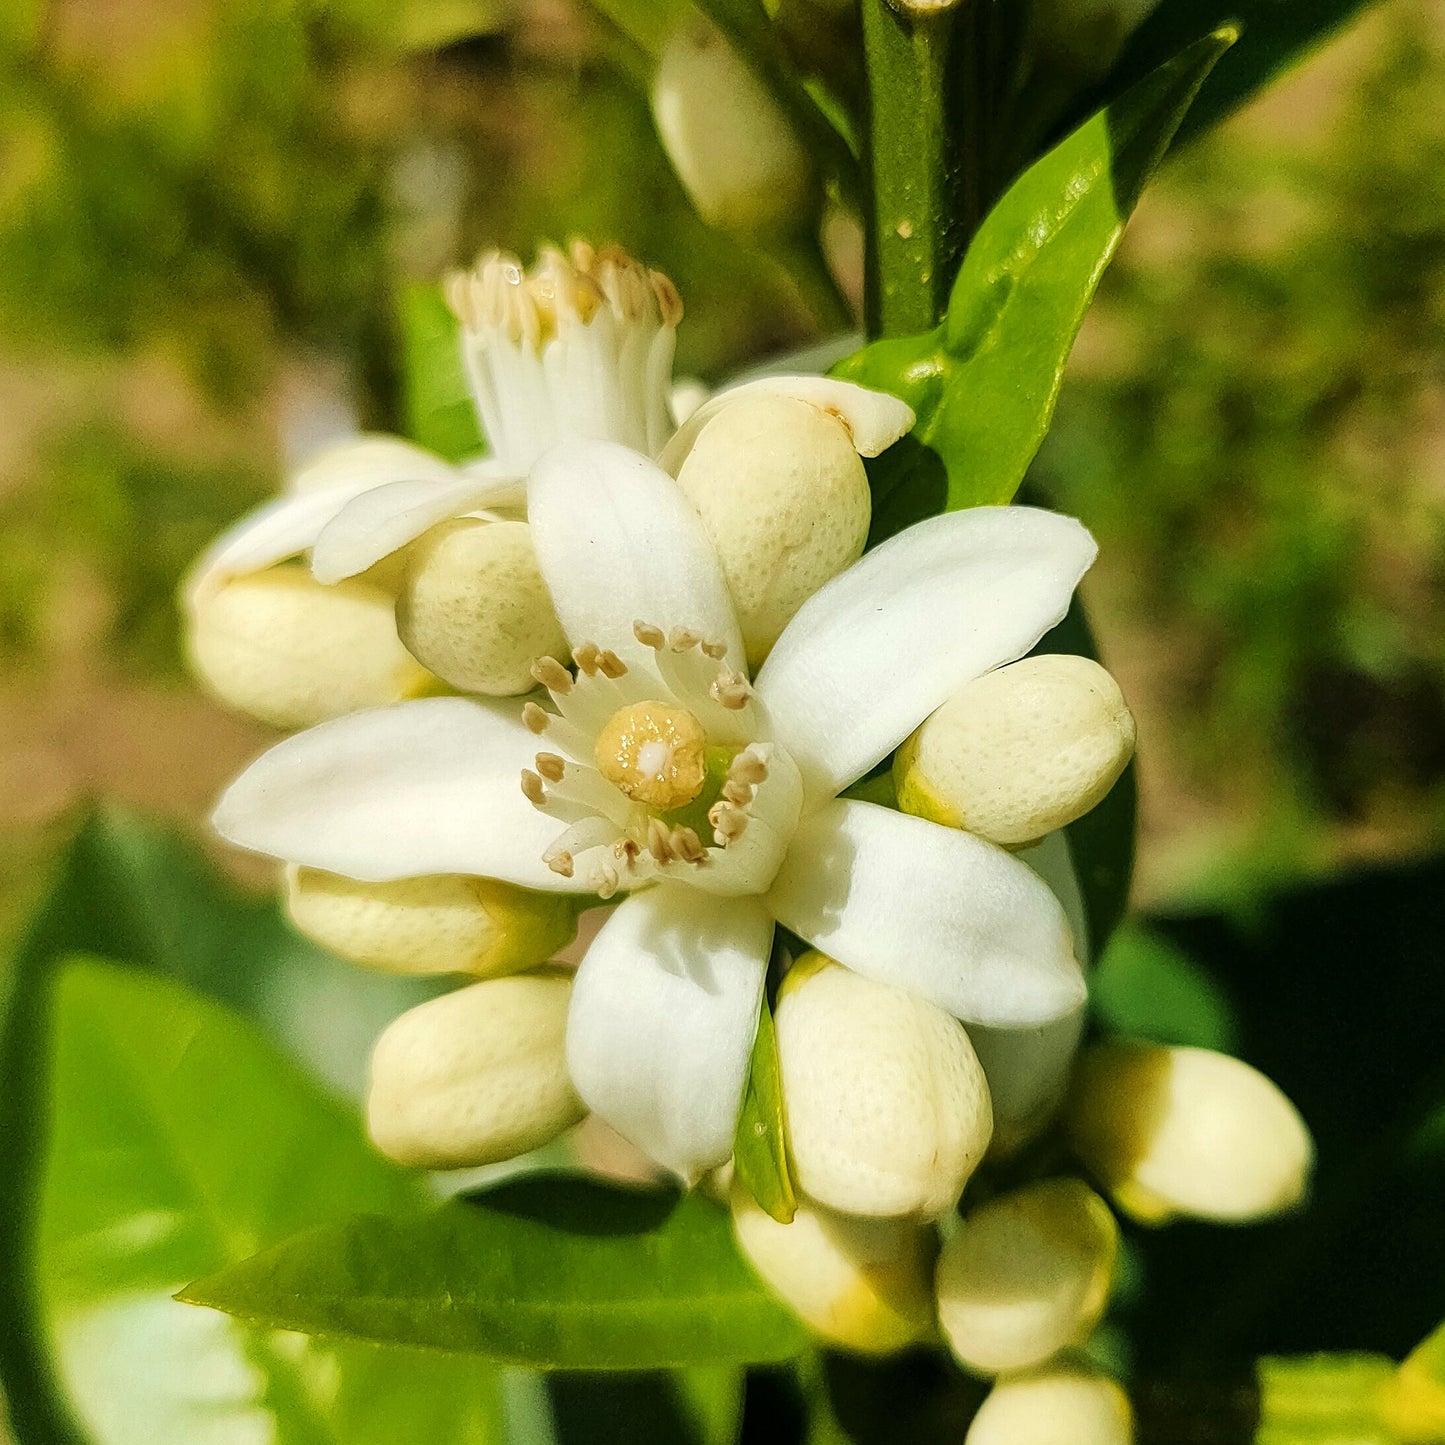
xmin=214 ymin=442 xmax=1097 ymax=1181
xmin=185 ymin=243 xmax=913 ymax=702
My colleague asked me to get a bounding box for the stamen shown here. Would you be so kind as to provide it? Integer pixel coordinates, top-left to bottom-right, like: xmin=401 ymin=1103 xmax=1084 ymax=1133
xmin=729 ymin=750 xmax=769 ymax=786
xmin=522 ymin=701 xmax=551 ymax=734
xmin=535 ymin=753 xmax=566 ymax=783
xmin=708 ymin=801 xmax=748 ymax=844
xmin=574 ymin=642 xmax=601 ymax=676
xmin=597 ymin=649 xmax=628 ymax=679
xmin=546 ymin=851 xmax=575 ymax=878
xmin=722 ymin=779 xmax=753 ymax=806
xmin=671 ymin=826 xmax=705 ymax=863
xmin=711 ymin=671 xmax=752 ymax=710
xmin=593 ymin=863 xmax=620 ymax=901
xmin=532 ymin=656 xmax=572 ymax=694
xmin=669 ymin=626 xmax=701 ymax=652
xmin=520 ymin=770 xmax=547 ymax=807
xmin=701 ymin=638 xmax=728 ymax=660
xmin=646 ymin=816 xmax=672 ymax=863
xmin=633 ymin=620 xmax=665 ymax=650
xmin=612 ymin=837 xmax=642 ymax=869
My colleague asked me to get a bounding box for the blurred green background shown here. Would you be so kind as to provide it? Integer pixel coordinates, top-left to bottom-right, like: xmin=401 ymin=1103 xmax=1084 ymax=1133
xmin=2 ymin=1 xmax=1444 ymax=1439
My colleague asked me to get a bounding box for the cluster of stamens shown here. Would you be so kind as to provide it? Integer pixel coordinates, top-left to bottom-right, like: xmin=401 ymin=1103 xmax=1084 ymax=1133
xmin=518 ymin=620 xmax=772 ymax=899
xmin=445 ymin=242 xmax=682 ymax=353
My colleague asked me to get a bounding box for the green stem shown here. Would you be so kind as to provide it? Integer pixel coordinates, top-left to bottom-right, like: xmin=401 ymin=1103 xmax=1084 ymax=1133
xmin=860 ymin=0 xmax=962 ymax=338
xmin=773 ymin=229 xmax=855 ymax=334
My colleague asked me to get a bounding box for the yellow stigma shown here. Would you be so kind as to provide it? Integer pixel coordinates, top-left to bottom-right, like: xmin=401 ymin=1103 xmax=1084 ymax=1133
xmin=594 ymin=701 xmax=708 ymax=811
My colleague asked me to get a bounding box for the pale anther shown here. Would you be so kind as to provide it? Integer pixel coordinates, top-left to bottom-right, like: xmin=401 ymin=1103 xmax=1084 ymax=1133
xmin=594 ymin=864 xmax=620 ymax=900
xmin=711 ymin=672 xmax=751 ymax=710
xmin=535 ymin=753 xmax=566 ymax=783
xmin=574 ymin=642 xmax=601 ymax=676
xmin=522 ymin=702 xmax=550 ymax=734
xmin=531 ymin=657 xmax=572 ymax=694
xmin=597 ymin=649 xmax=627 ymax=679
xmin=613 ymin=837 xmax=642 ymax=868
xmin=646 ymin=816 xmax=672 ymax=863
xmin=546 ymin=851 xmax=575 ymax=878
xmin=633 ymin=620 xmax=665 ymax=650
xmin=701 ymin=639 xmax=728 ymax=660
xmin=729 ymin=752 xmax=768 ymax=786
xmin=671 ymin=826 xmax=705 ymax=863
xmin=520 ymin=770 xmax=546 ymax=806
xmin=669 ymin=626 xmax=701 ymax=652
xmin=722 ymin=779 xmax=753 ymax=806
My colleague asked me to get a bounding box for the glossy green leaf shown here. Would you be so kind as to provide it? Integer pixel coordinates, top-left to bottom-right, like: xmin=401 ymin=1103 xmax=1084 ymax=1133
xmin=733 ymin=994 xmax=797 ymax=1225
xmin=1090 ymin=922 xmax=1238 ymax=1052
xmin=183 ymin=1175 xmax=811 ymax=1369
xmin=40 ymin=957 xmax=508 ymax=1445
xmin=1105 ymin=0 xmax=1378 ymax=151
xmin=836 ymin=29 xmax=1234 ymax=529
xmin=400 ymin=282 xmax=485 ymax=463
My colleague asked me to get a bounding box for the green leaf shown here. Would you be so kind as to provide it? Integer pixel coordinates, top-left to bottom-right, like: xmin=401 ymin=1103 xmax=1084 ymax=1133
xmin=183 ymin=1175 xmax=811 ymax=1369
xmin=400 ymin=282 xmax=485 ymax=463
xmin=836 ymin=29 xmax=1235 ymax=528
xmin=1106 ymin=0 xmax=1378 ymax=151
xmin=733 ymin=993 xmax=797 ymax=1225
xmin=1255 ymin=1354 xmax=1398 ymax=1445
xmin=576 ymin=0 xmax=692 ymax=61
xmin=1090 ymin=922 xmax=1238 ymax=1052
xmin=39 ymin=957 xmax=508 ymax=1445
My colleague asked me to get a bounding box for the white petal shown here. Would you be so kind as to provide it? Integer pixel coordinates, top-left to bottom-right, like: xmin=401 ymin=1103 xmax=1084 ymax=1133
xmin=756 ymin=506 xmax=1097 ymax=804
xmin=565 ymin=885 xmax=773 ymax=1181
xmin=212 ymin=696 xmax=579 ymax=892
xmin=659 ymin=376 xmax=914 ymax=471
xmin=528 ymin=439 xmax=743 ymax=665
xmin=767 ymin=799 xmax=1084 ymax=1027
xmin=287 ymin=434 xmax=459 ymax=495
xmin=184 ymin=436 xmax=461 ymax=603
xmin=310 ymin=464 xmax=524 ymax=583
xmin=969 ymin=830 xmax=1091 ymax=1151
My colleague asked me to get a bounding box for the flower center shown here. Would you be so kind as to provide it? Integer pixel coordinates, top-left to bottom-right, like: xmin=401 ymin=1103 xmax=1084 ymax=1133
xmin=593 ymin=701 xmax=707 ymax=811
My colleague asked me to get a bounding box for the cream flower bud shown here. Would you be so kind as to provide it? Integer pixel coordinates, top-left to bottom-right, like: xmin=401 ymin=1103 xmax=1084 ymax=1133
xmin=937 ymin=1179 xmax=1118 ymax=1377
xmin=894 ymin=654 xmax=1135 ymax=847
xmin=186 ymin=563 xmax=429 ymax=730
xmin=730 ymin=1180 xmax=936 ymax=1354
xmin=1066 ymin=1043 xmax=1313 ymax=1225
xmin=652 ymin=14 xmax=818 ymax=234
xmin=775 ymin=953 xmax=992 ymax=1219
xmin=367 ymin=971 xmax=585 ymax=1169
xmin=396 ymin=518 xmax=568 ymax=696
xmin=967 ymin=1363 xmax=1135 ymax=1445
xmin=285 ymin=866 xmax=577 ymax=977
xmin=670 ymin=392 xmax=871 ymax=668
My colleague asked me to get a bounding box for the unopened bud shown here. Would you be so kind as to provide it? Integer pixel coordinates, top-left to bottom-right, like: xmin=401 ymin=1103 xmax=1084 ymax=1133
xmin=396 ymin=518 xmax=568 ymax=696
xmin=670 ymin=393 xmax=870 ymax=667
xmin=775 ymin=953 xmax=992 ymax=1218
xmin=367 ymin=970 xmax=584 ymax=1169
xmin=936 ymin=1178 xmax=1118 ymax=1376
xmin=285 ymin=866 xmax=577 ymax=977
xmin=652 ymin=15 xmax=818 ymax=234
xmin=967 ymin=1363 xmax=1134 ymax=1445
xmin=731 ymin=1179 xmax=935 ymax=1354
xmin=186 ymin=563 xmax=429 ymax=729
xmin=1066 ymin=1043 xmax=1313 ymax=1224
xmin=894 ymin=655 xmax=1135 ymax=847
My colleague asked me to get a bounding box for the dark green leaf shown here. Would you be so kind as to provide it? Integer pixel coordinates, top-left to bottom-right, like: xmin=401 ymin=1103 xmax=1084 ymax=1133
xmin=1105 ymin=0 xmax=1379 ymax=151
xmin=183 ymin=1175 xmax=811 ymax=1369
xmin=836 ymin=29 xmax=1234 ymax=527
xmin=400 ymin=282 xmax=485 ymax=463
xmin=40 ymin=957 xmax=508 ymax=1445
xmin=733 ymin=995 xmax=797 ymax=1225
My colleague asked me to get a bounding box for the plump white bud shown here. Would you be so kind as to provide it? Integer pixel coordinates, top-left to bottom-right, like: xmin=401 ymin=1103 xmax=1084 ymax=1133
xmin=1031 ymin=0 xmax=1160 ymax=77
xmin=670 ymin=393 xmax=871 ymax=668
xmin=652 ymin=15 xmax=818 ymax=234
xmin=396 ymin=518 xmax=567 ymax=696
xmin=285 ymin=867 xmax=577 ymax=977
xmin=967 ymin=1363 xmax=1135 ymax=1445
xmin=775 ymin=953 xmax=992 ymax=1219
xmin=894 ymin=655 xmax=1136 ymax=847
xmin=367 ymin=971 xmax=584 ymax=1169
xmin=731 ymin=1180 xmax=936 ymax=1354
xmin=1066 ymin=1043 xmax=1313 ymax=1225
xmin=186 ymin=563 xmax=429 ymax=729
xmin=936 ymin=1178 xmax=1118 ymax=1376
